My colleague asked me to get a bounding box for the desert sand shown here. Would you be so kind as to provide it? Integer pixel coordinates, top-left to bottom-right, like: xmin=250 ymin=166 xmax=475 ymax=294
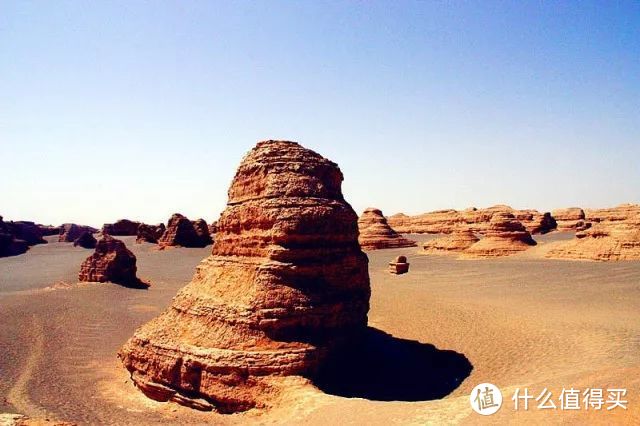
xmin=1 ymin=232 xmax=638 ymax=424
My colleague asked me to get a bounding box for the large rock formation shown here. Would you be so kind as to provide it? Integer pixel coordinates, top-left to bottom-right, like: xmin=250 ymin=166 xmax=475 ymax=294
xmin=357 ymin=208 xmax=416 ymax=250
xmin=422 ymin=229 xmax=479 ymax=254
xmin=551 ymin=208 xmax=585 ymax=232
xmin=73 ymin=231 xmax=97 ymax=249
xmin=158 ymin=214 xmax=208 ymax=248
xmin=119 ymin=140 xmax=370 ymax=413
xmin=102 ymin=219 xmax=141 ymax=236
xmin=136 ymin=223 xmax=166 ymax=244
xmin=192 ymin=218 xmax=213 ymax=246
xmin=547 ymin=215 xmax=640 ymax=261
xmin=59 ymin=224 xmax=98 ymax=242
xmin=78 ymin=235 xmax=146 ymax=287
xmin=463 ymin=212 xmax=537 ymax=257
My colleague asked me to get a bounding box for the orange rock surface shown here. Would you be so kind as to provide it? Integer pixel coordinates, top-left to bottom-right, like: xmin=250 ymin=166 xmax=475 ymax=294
xmin=547 ymin=214 xmax=640 ymax=261
xmin=422 ymin=229 xmax=479 ymax=254
xmin=463 ymin=212 xmax=537 ymax=257
xmin=551 ymin=207 xmax=585 ymax=231
xmin=119 ymin=140 xmax=370 ymax=413
xmin=357 ymin=208 xmax=416 ymax=250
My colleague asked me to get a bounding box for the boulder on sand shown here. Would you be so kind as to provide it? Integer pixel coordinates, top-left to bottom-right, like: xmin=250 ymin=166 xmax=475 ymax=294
xmin=388 ymin=255 xmax=410 ymax=274
xmin=78 ymin=235 xmax=147 ymax=287
xmin=119 ymin=140 xmax=370 ymax=413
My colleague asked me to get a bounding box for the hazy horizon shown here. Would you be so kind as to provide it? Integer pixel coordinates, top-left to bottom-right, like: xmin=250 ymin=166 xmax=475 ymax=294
xmin=2 ymin=1 xmax=639 ymax=227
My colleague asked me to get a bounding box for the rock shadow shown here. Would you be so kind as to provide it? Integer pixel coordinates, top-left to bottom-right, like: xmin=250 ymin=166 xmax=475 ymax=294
xmin=313 ymin=327 xmax=473 ymax=401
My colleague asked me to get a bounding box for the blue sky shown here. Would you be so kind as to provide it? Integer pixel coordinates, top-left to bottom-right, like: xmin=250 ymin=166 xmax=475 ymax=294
xmin=1 ymin=1 xmax=638 ymax=227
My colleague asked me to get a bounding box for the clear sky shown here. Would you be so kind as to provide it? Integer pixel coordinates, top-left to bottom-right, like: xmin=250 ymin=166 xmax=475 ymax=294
xmin=2 ymin=1 xmax=639 ymax=227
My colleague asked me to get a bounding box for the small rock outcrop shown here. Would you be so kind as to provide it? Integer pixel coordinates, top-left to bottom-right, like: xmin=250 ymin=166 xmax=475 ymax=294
xmin=136 ymin=223 xmax=166 ymax=244
xmin=388 ymin=255 xmax=409 ymax=274
xmin=463 ymin=212 xmax=537 ymax=257
xmin=5 ymin=221 xmax=46 ymax=246
xmin=0 ymin=216 xmax=28 ymax=258
xmin=551 ymin=208 xmax=585 ymax=232
xmin=78 ymin=235 xmax=147 ymax=287
xmin=192 ymin=218 xmax=213 ymax=246
xmin=38 ymin=224 xmax=61 ymax=236
xmin=514 ymin=210 xmax=557 ymax=234
xmin=422 ymin=229 xmax=479 ymax=254
xmin=59 ymin=224 xmax=98 ymax=242
xmin=73 ymin=231 xmax=97 ymax=249
xmin=119 ymin=140 xmax=370 ymax=413
xmin=547 ymin=215 xmax=640 ymax=261
xmin=158 ymin=214 xmax=207 ymax=248
xmin=357 ymin=208 xmax=416 ymax=250
xmin=102 ymin=219 xmax=141 ymax=236
xmin=208 ymin=221 xmax=218 ymax=236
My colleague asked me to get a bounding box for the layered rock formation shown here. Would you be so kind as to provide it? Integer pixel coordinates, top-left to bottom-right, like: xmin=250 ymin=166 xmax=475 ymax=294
xmin=192 ymin=218 xmax=213 ymax=246
xmin=119 ymin=140 xmax=370 ymax=413
xmin=422 ymin=229 xmax=479 ymax=254
xmin=136 ymin=223 xmax=166 ymax=244
xmin=78 ymin=235 xmax=147 ymax=287
xmin=551 ymin=208 xmax=585 ymax=232
xmin=463 ymin=212 xmax=537 ymax=257
xmin=388 ymin=205 xmax=555 ymax=235
xmin=73 ymin=231 xmax=97 ymax=249
xmin=547 ymin=215 xmax=640 ymax=261
xmin=102 ymin=219 xmax=141 ymax=236
xmin=158 ymin=213 xmax=208 ymax=248
xmin=208 ymin=221 xmax=218 ymax=236
xmin=513 ymin=210 xmax=557 ymax=234
xmin=584 ymin=204 xmax=640 ymax=224
xmin=357 ymin=208 xmax=416 ymax=250
xmin=59 ymin=224 xmax=98 ymax=242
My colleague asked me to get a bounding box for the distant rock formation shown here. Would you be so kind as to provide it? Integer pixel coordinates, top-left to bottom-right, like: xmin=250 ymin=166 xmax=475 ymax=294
xmin=73 ymin=231 xmax=97 ymax=249
xmin=357 ymin=208 xmax=416 ymax=250
xmin=387 ymin=205 xmax=555 ymax=235
xmin=547 ymin=215 xmax=640 ymax=261
xmin=584 ymin=204 xmax=640 ymax=224
xmin=191 ymin=218 xmax=213 ymax=246
xmin=119 ymin=140 xmax=370 ymax=413
xmin=5 ymin=221 xmax=46 ymax=246
xmin=388 ymin=255 xmax=409 ymax=274
xmin=551 ymin=208 xmax=585 ymax=232
xmin=0 ymin=216 xmax=29 ymax=258
xmin=422 ymin=229 xmax=479 ymax=254
xmin=158 ymin=213 xmax=208 ymax=248
xmin=463 ymin=212 xmax=536 ymax=257
xmin=38 ymin=224 xmax=61 ymax=236
xmin=102 ymin=219 xmax=141 ymax=236
xmin=136 ymin=223 xmax=166 ymax=244
xmin=78 ymin=235 xmax=147 ymax=287
xmin=59 ymin=224 xmax=98 ymax=242
xmin=513 ymin=210 xmax=557 ymax=234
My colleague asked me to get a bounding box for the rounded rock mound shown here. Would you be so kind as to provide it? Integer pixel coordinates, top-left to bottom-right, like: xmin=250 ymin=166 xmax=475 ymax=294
xmin=118 ymin=140 xmax=371 ymax=413
xmin=358 ymin=208 xmax=417 ymax=250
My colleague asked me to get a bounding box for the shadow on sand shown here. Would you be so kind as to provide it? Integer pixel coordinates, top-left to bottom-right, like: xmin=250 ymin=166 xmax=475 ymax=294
xmin=313 ymin=327 xmax=473 ymax=401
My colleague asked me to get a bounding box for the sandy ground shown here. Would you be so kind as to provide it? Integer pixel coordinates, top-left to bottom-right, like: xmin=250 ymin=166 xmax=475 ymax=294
xmin=0 ymin=233 xmax=638 ymax=425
